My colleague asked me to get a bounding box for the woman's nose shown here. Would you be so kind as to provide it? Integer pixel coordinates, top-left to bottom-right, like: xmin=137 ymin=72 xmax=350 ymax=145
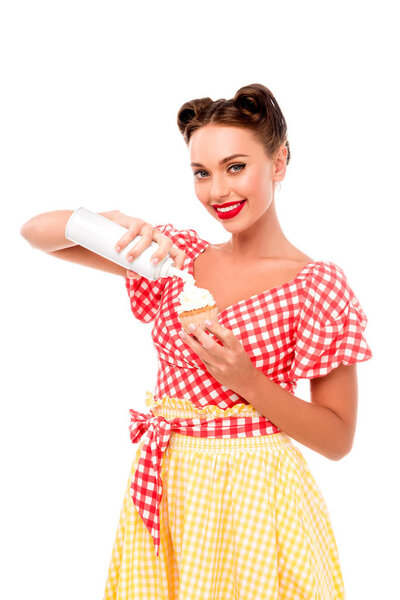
xmin=210 ymin=175 xmax=230 ymax=200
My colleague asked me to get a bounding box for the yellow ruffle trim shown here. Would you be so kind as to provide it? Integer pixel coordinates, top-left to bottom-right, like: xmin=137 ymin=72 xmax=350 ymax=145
xmin=144 ymin=390 xmax=263 ymax=419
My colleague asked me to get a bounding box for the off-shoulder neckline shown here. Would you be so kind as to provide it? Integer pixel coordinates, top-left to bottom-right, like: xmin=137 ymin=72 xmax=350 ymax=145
xmin=188 ymin=239 xmax=324 ymax=318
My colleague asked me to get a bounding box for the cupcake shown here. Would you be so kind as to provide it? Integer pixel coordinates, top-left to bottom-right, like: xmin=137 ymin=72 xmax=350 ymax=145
xmin=177 ymin=278 xmax=218 ymax=334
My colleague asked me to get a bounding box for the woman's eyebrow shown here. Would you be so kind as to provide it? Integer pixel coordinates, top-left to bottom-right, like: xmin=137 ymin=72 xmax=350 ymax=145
xmin=190 ymin=153 xmax=249 ymax=167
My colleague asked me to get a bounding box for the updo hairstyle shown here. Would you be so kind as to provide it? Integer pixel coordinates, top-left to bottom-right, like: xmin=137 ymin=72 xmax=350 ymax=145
xmin=176 ymin=83 xmax=290 ymax=166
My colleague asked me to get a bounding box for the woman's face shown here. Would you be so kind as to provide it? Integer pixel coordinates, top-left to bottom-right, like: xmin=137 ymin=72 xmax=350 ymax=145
xmin=188 ymin=124 xmax=286 ymax=231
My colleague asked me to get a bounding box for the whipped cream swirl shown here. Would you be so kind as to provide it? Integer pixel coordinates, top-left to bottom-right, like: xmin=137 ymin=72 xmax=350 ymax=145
xmin=177 ymin=282 xmax=216 ymax=314
xmin=168 ymin=266 xmax=216 ymax=314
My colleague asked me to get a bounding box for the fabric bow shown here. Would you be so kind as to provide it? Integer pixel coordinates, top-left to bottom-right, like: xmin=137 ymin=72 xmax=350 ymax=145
xmin=128 ymin=409 xmax=172 ymax=557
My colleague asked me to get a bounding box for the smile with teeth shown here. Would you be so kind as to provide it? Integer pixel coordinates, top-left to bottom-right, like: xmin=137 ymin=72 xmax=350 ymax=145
xmin=216 ymin=201 xmax=244 ymax=212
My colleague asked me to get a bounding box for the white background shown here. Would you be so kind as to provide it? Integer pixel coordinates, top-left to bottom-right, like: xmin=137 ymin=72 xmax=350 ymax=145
xmin=1 ymin=1 xmax=398 ymax=598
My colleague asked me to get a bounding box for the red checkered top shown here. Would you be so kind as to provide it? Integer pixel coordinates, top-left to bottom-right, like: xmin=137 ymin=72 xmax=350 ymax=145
xmin=125 ymin=223 xmax=373 ymax=403
xmin=124 ymin=223 xmax=373 ymax=556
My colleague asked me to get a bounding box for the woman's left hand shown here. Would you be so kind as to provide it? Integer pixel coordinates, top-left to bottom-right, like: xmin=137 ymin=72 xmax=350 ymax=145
xmin=178 ymin=320 xmax=259 ymax=397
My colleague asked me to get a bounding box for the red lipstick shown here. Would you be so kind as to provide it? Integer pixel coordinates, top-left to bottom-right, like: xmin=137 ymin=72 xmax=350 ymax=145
xmin=213 ymin=199 xmax=246 ymax=219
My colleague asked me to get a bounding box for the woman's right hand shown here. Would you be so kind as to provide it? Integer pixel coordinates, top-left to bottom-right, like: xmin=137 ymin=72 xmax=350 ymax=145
xmin=100 ymin=210 xmax=186 ymax=279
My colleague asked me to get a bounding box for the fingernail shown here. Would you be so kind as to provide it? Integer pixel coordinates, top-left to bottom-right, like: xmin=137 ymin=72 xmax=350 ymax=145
xmin=205 ymin=320 xmax=212 ymax=326
xmin=151 ymin=257 xmax=159 ymax=264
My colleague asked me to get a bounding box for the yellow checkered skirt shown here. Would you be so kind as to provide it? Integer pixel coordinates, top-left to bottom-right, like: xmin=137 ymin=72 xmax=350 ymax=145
xmin=103 ymin=393 xmax=346 ymax=599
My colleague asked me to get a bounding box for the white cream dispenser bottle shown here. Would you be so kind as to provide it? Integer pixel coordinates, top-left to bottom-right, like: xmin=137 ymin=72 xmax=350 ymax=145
xmin=65 ymin=207 xmax=179 ymax=281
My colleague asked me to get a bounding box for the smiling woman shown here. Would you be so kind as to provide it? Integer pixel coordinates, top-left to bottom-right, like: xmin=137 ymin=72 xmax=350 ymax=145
xmin=102 ymin=83 xmax=373 ymax=600
xmin=175 ymin=86 xmax=292 ymax=249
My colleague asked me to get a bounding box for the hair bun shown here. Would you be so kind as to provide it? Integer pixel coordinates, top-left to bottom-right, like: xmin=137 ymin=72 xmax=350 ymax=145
xmin=233 ymin=84 xmax=269 ymax=122
xmin=178 ymin=107 xmax=196 ymax=126
xmin=177 ymin=97 xmax=214 ymax=137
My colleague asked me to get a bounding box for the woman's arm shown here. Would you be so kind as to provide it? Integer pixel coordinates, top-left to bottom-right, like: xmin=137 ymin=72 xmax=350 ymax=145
xmin=20 ymin=210 xmax=188 ymax=279
xmin=242 ymin=362 xmax=358 ymax=461
xmin=20 ymin=209 xmax=131 ymax=276
xmin=20 ymin=209 xmax=111 ymax=252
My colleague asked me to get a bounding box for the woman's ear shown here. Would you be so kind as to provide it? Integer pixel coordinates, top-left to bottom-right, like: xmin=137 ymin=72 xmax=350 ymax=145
xmin=273 ymin=145 xmax=288 ymax=183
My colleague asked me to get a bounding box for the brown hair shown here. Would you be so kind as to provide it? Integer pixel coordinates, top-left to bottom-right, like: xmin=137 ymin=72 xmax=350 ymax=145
xmin=177 ymin=83 xmax=291 ymax=166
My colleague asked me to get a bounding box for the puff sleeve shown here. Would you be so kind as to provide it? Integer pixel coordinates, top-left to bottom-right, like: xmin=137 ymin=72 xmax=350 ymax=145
xmin=124 ymin=223 xmax=203 ymax=323
xmin=288 ymin=262 xmax=373 ymax=380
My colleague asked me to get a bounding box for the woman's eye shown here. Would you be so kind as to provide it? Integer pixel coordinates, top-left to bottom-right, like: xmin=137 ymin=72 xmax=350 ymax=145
xmin=193 ymin=163 xmax=245 ymax=179
xmin=193 ymin=169 xmax=208 ymax=179
xmin=229 ymin=163 xmax=246 ymax=173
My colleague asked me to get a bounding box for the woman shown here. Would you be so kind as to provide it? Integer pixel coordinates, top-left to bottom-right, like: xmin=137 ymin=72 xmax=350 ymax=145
xmin=21 ymin=83 xmax=373 ymax=599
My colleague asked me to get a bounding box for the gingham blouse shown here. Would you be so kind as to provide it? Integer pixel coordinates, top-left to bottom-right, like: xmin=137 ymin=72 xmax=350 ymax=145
xmin=125 ymin=223 xmax=373 ymax=557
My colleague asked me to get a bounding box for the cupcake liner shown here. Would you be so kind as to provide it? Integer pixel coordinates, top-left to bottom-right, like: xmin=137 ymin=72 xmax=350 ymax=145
xmin=178 ymin=305 xmax=219 ymax=334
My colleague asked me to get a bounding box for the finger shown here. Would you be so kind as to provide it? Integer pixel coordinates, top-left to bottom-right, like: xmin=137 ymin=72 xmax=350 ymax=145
xmin=125 ymin=226 xmax=155 ymax=262
xmin=148 ymin=231 xmax=173 ymax=263
xmin=172 ymin=249 xmax=187 ymax=270
xmin=179 ymin=330 xmax=214 ymax=368
xmin=187 ymin=324 xmax=220 ymax=354
xmin=150 ymin=234 xmax=186 ymax=269
xmin=165 ymin=243 xmax=186 ymax=269
xmin=179 ymin=327 xmax=206 ymax=354
xmin=203 ymin=320 xmax=233 ymax=348
xmin=116 ymin=220 xmax=148 ymax=251
xmin=179 ymin=330 xmax=202 ymax=356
